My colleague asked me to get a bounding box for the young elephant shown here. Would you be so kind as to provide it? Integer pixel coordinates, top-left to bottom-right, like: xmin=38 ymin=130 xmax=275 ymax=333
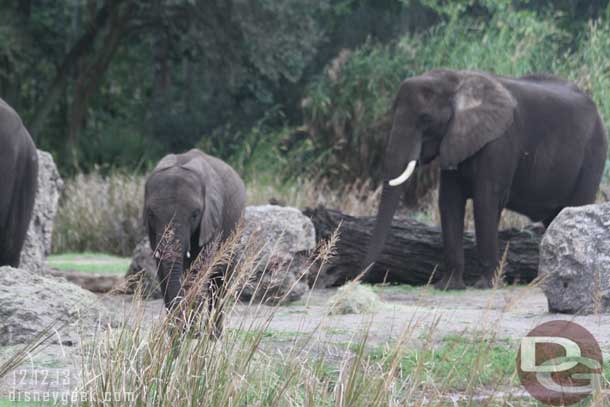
xmin=365 ymin=70 xmax=608 ymax=290
xmin=0 ymin=98 xmax=38 ymax=267
xmin=144 ymin=149 xmax=246 ymax=334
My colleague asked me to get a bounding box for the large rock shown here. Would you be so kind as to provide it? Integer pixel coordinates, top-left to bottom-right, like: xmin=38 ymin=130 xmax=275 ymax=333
xmin=0 ymin=266 xmax=109 ymax=345
xmin=125 ymin=205 xmax=316 ymax=303
xmin=539 ymin=203 xmax=610 ymax=314
xmin=19 ymin=150 xmax=63 ymax=272
xmin=238 ymin=205 xmax=316 ymax=304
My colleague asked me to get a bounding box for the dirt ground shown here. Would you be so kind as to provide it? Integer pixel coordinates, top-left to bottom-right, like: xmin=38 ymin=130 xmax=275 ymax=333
xmin=2 ymin=285 xmax=609 ymax=401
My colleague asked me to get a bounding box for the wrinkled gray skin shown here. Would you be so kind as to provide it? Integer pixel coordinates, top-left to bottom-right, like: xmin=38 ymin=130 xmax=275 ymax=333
xmin=144 ymin=149 xmax=246 ymax=334
xmin=366 ymin=69 xmax=608 ymax=290
xmin=0 ymin=98 xmax=38 ymax=267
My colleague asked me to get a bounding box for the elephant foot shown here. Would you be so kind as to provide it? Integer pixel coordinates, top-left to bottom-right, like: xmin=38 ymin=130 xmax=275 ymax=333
xmin=473 ymin=275 xmax=494 ymax=289
xmin=434 ymin=274 xmax=466 ymax=291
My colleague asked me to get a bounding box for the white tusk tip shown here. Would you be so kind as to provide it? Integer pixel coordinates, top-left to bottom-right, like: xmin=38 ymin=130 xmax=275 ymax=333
xmin=388 ymin=160 xmax=417 ymax=187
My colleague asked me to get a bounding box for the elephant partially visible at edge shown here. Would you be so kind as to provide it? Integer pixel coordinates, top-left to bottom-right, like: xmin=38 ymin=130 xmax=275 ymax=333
xmin=144 ymin=149 xmax=246 ymax=334
xmin=0 ymin=98 xmax=38 ymax=267
xmin=365 ymin=69 xmax=608 ymax=290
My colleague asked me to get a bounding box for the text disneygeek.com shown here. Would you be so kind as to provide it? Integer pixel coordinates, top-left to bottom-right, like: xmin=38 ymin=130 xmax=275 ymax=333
xmin=8 ymin=368 xmax=133 ymax=404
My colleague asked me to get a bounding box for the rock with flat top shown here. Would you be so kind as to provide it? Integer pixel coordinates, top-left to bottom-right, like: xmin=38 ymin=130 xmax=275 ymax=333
xmin=0 ymin=266 xmax=109 ymax=345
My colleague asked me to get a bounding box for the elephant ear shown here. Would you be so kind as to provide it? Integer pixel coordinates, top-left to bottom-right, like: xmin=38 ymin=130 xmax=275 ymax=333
xmin=439 ymin=73 xmax=517 ymax=169
xmin=181 ymin=157 xmax=223 ymax=247
xmin=155 ymin=154 xmax=178 ymax=171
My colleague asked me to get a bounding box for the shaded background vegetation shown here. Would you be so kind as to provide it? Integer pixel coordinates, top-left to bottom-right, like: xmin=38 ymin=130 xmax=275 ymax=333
xmin=2 ymin=0 xmax=608 ymax=179
xmin=1 ymin=0 xmax=609 ymax=254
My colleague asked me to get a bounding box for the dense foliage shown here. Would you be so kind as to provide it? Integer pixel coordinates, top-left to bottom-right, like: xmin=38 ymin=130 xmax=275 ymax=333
xmin=301 ymin=0 xmax=610 ymax=183
xmin=0 ymin=0 xmax=609 ymax=180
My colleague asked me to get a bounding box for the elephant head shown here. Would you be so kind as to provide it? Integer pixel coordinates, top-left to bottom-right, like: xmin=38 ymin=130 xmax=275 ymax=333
xmin=365 ymin=70 xmax=517 ymax=266
xmin=144 ymin=155 xmax=223 ymax=310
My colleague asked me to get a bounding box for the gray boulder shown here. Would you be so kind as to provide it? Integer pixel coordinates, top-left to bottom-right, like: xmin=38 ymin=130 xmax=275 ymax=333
xmin=126 ymin=205 xmax=316 ymax=303
xmin=0 ymin=266 xmax=109 ymax=345
xmin=238 ymin=205 xmax=315 ymax=304
xmin=539 ymin=203 xmax=610 ymax=314
xmin=19 ymin=150 xmax=63 ymax=273
xmin=125 ymin=237 xmax=161 ymax=298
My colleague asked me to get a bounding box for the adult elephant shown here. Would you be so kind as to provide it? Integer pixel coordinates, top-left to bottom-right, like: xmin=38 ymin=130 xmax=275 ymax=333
xmin=144 ymin=149 xmax=246 ymax=334
xmin=365 ymin=69 xmax=608 ymax=290
xmin=0 ymin=98 xmax=38 ymax=267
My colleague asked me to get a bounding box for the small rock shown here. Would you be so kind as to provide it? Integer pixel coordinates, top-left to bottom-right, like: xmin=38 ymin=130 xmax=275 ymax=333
xmin=539 ymin=203 xmax=610 ymax=314
xmin=125 ymin=237 xmax=161 ymax=298
xmin=0 ymin=266 xmax=109 ymax=345
xmin=19 ymin=150 xmax=63 ymax=273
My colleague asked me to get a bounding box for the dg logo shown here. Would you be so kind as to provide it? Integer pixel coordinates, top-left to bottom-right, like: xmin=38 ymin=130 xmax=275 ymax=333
xmin=516 ymin=321 xmax=603 ymax=405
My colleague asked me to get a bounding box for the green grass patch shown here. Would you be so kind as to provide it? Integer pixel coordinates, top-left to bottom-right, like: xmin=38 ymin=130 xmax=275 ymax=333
xmin=228 ymin=328 xmax=306 ymax=342
xmin=368 ymin=283 xmax=474 ymax=296
xmin=47 ymin=252 xmax=130 ymax=275
xmin=323 ymin=327 xmax=349 ymax=336
xmin=421 ymin=287 xmax=472 ymax=296
xmin=365 ymin=335 xmax=517 ymax=391
xmin=367 ymin=283 xmax=416 ymax=295
xmin=262 ymin=330 xmax=306 ymax=341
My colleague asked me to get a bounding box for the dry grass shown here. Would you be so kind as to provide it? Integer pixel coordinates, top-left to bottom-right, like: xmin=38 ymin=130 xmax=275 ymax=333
xmin=52 ymin=174 xmax=384 ymax=256
xmin=70 ymin=230 xmax=599 ymax=406
xmin=6 ymin=223 xmax=610 ymax=405
xmin=53 ymin=170 xmax=610 ymax=257
xmin=327 ymin=281 xmax=381 ymax=315
xmin=75 ymin=230 xmax=523 ymax=407
xmin=247 ymin=173 xmax=534 ymax=231
xmin=246 ymin=177 xmax=382 ymax=216
xmin=53 ymin=171 xmax=145 ymax=256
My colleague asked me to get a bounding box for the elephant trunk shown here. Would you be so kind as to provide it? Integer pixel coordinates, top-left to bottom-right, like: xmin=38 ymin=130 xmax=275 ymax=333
xmin=364 ymin=121 xmax=421 ymax=269
xmin=364 ymin=184 xmax=402 ymax=267
xmin=161 ymin=257 xmax=184 ymax=310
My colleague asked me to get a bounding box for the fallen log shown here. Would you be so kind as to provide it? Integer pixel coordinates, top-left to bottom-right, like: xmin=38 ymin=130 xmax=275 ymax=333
xmin=303 ymin=206 xmax=544 ymax=287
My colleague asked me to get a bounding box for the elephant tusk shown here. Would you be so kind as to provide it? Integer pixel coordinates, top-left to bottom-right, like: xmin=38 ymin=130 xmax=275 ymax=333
xmin=186 ymin=251 xmax=191 ymax=259
xmin=154 ymin=250 xmax=161 ymax=259
xmin=388 ymin=160 xmax=417 ymax=187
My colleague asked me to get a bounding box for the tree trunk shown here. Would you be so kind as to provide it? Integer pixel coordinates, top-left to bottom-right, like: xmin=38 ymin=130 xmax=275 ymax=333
xmin=66 ymin=1 xmax=135 ymax=167
xmin=303 ymin=206 xmax=543 ymax=288
xmin=29 ymin=0 xmax=123 ymax=137
xmin=150 ymin=0 xmax=171 ymax=115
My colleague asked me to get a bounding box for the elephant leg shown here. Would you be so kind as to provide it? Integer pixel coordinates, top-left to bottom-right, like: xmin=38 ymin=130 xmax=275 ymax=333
xmin=207 ymin=270 xmax=225 ymax=339
xmin=0 ymin=149 xmax=36 ymax=268
xmin=472 ymin=186 xmax=502 ymax=289
xmin=436 ymin=171 xmax=467 ymax=290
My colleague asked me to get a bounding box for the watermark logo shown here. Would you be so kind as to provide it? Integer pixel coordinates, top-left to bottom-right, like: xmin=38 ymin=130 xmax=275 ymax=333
xmin=516 ymin=320 xmax=603 ymax=405
xmin=8 ymin=368 xmax=133 ymax=404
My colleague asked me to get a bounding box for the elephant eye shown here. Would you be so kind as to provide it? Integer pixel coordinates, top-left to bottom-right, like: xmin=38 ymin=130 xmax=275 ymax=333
xmin=192 ymin=210 xmax=200 ymax=219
